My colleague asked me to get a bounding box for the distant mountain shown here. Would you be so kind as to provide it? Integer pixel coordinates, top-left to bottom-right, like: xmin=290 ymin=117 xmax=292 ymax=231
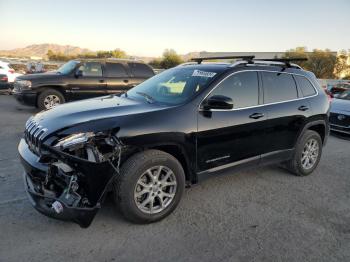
xmin=0 ymin=44 xmax=93 ymax=58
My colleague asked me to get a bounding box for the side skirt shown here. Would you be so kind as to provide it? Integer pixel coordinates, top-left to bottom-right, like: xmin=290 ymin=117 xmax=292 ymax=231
xmin=196 ymin=149 xmax=294 ymax=183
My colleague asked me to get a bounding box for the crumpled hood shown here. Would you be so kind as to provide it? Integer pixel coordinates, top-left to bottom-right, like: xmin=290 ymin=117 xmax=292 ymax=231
xmin=331 ymin=98 xmax=350 ymax=113
xmin=30 ymin=95 xmax=168 ymax=135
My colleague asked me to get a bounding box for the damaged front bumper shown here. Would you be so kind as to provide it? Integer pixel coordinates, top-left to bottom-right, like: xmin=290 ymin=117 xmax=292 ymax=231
xmin=18 ymin=138 xmax=119 ymax=228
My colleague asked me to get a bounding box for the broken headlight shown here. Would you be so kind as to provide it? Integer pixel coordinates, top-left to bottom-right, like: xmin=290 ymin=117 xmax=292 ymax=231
xmin=53 ymin=131 xmax=122 ymax=164
xmin=54 ymin=132 xmax=95 ymax=150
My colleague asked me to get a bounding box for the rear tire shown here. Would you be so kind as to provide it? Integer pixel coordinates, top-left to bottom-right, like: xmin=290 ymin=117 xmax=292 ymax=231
xmin=285 ymin=130 xmax=322 ymax=176
xmin=37 ymin=88 xmax=65 ymax=110
xmin=113 ymin=150 xmax=185 ymax=223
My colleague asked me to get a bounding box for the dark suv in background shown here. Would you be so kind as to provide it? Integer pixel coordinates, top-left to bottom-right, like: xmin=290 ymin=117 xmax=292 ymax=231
xmin=13 ymin=59 xmax=155 ymax=110
xmin=18 ymin=56 xmax=330 ymax=227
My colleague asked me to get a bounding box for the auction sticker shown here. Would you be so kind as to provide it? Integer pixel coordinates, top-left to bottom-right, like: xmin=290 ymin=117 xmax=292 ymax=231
xmin=192 ymin=70 xmax=217 ymax=78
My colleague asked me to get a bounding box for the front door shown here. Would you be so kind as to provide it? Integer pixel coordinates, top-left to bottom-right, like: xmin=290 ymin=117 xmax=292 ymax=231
xmin=70 ymin=62 xmax=106 ymax=100
xmin=197 ymin=71 xmax=267 ymax=173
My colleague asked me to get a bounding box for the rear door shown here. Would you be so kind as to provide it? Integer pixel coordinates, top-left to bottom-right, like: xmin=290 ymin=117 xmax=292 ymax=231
xmin=70 ymin=62 xmax=106 ymax=100
xmin=128 ymin=62 xmax=155 ymax=87
xmin=260 ymin=71 xmax=312 ymax=157
xmin=104 ymin=62 xmax=131 ymax=94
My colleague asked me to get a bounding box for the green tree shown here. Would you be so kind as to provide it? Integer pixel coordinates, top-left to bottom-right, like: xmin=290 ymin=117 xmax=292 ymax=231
xmin=96 ymin=51 xmax=111 ymax=58
xmin=47 ymin=49 xmax=55 ymax=60
xmin=160 ymin=49 xmax=183 ymax=69
xmin=148 ymin=58 xmax=162 ymax=69
xmin=111 ymin=49 xmax=127 ymax=58
xmin=307 ymin=49 xmax=337 ymax=79
xmin=343 ymin=74 xmax=350 ymax=80
xmin=284 ymin=46 xmax=308 ymax=68
xmin=334 ymin=50 xmax=349 ymax=79
xmin=284 ymin=47 xmax=337 ymax=79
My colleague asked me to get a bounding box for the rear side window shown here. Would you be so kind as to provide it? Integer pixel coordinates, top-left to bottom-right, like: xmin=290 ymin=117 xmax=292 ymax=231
xmin=79 ymin=62 xmax=102 ymax=77
xmin=294 ymin=75 xmax=317 ymax=97
xmin=129 ymin=63 xmax=154 ymax=78
xmin=210 ymin=71 xmax=259 ymax=109
xmin=262 ymin=72 xmax=298 ymax=103
xmin=105 ymin=63 xmax=128 ymax=77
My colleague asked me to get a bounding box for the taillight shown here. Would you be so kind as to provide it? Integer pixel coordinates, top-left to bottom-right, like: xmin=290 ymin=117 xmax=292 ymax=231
xmin=1 ymin=76 xmax=8 ymax=81
xmin=8 ymin=69 xmax=15 ymax=74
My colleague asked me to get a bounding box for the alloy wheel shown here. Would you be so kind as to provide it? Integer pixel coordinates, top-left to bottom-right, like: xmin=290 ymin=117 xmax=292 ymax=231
xmin=301 ymin=138 xmax=319 ymax=170
xmin=134 ymin=165 xmax=177 ymax=214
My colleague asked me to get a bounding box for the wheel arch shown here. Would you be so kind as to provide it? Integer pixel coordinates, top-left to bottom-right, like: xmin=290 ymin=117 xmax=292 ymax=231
xmin=120 ymin=143 xmax=195 ymax=184
xmin=149 ymin=144 xmax=194 ymax=184
xmin=298 ymin=120 xmax=329 ymax=146
xmin=36 ymin=85 xmax=67 ymax=106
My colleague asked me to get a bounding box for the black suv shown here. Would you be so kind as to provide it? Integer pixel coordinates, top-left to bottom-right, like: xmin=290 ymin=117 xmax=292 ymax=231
xmin=13 ymin=59 xmax=154 ymax=110
xmin=18 ymin=56 xmax=330 ymax=227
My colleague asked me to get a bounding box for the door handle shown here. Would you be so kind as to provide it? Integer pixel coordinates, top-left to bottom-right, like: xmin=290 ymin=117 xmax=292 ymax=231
xmin=99 ymin=79 xmax=105 ymax=83
xmin=298 ymin=105 xmax=309 ymax=111
xmin=123 ymin=79 xmax=129 ymax=83
xmin=249 ymin=113 xmax=265 ymax=119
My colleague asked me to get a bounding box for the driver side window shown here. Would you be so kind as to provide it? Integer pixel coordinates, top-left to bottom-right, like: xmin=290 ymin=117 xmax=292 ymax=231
xmin=78 ymin=62 xmax=102 ymax=77
xmin=210 ymin=71 xmax=259 ymax=109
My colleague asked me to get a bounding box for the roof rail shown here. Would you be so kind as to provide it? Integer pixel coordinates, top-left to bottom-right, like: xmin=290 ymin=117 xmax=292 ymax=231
xmin=253 ymin=58 xmax=307 ymax=68
xmin=190 ymin=56 xmax=307 ymax=69
xmin=191 ymin=56 xmax=255 ymax=64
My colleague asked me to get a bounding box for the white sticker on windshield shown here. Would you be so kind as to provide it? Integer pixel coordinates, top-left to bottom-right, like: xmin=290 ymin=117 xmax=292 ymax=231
xmin=192 ymin=69 xmax=217 ymax=78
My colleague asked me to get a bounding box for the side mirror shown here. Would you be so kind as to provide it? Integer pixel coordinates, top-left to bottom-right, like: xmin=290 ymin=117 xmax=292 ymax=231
xmin=205 ymin=95 xmax=233 ymax=110
xmin=75 ymin=69 xmax=83 ymax=78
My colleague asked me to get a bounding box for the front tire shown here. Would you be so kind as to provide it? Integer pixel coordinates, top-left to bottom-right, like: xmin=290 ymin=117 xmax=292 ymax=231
xmin=37 ymin=88 xmax=65 ymax=110
xmin=285 ymin=130 xmax=322 ymax=176
xmin=113 ymin=150 xmax=185 ymax=223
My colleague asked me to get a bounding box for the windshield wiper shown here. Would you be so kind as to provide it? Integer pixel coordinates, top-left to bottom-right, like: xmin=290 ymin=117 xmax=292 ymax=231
xmin=136 ymin=92 xmax=155 ymax=103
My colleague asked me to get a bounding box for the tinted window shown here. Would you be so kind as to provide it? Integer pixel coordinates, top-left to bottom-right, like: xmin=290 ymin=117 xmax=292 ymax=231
xmin=294 ymin=75 xmax=316 ymax=97
xmin=262 ymin=72 xmax=298 ymax=103
xmin=105 ymin=63 xmax=128 ymax=77
xmin=129 ymin=63 xmax=154 ymax=78
xmin=79 ymin=62 xmax=102 ymax=77
xmin=210 ymin=71 xmax=259 ymax=108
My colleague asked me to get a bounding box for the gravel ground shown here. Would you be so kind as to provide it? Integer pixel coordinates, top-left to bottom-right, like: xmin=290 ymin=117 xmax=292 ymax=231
xmin=0 ymin=95 xmax=350 ymax=262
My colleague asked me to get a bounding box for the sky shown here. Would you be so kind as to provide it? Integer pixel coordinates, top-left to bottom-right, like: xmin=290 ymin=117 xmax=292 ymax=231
xmin=0 ymin=0 xmax=349 ymax=57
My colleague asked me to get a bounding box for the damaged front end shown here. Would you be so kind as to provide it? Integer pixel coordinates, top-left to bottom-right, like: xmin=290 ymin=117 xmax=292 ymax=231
xmin=19 ymin=123 xmax=123 ymax=228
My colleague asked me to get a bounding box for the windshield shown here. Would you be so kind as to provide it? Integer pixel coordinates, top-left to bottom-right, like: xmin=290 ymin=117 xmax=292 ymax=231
xmin=336 ymin=90 xmax=350 ymax=100
xmin=57 ymin=60 xmax=79 ymax=74
xmin=127 ymin=67 xmax=219 ymax=105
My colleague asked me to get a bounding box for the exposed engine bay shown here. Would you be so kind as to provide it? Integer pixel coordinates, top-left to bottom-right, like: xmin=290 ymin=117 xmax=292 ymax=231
xmin=21 ymin=131 xmax=124 ymax=227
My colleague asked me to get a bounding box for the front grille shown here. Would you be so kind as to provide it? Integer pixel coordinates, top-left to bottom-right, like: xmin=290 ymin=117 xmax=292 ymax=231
xmin=329 ymin=112 xmax=350 ymax=127
xmin=24 ymin=118 xmax=48 ymax=156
